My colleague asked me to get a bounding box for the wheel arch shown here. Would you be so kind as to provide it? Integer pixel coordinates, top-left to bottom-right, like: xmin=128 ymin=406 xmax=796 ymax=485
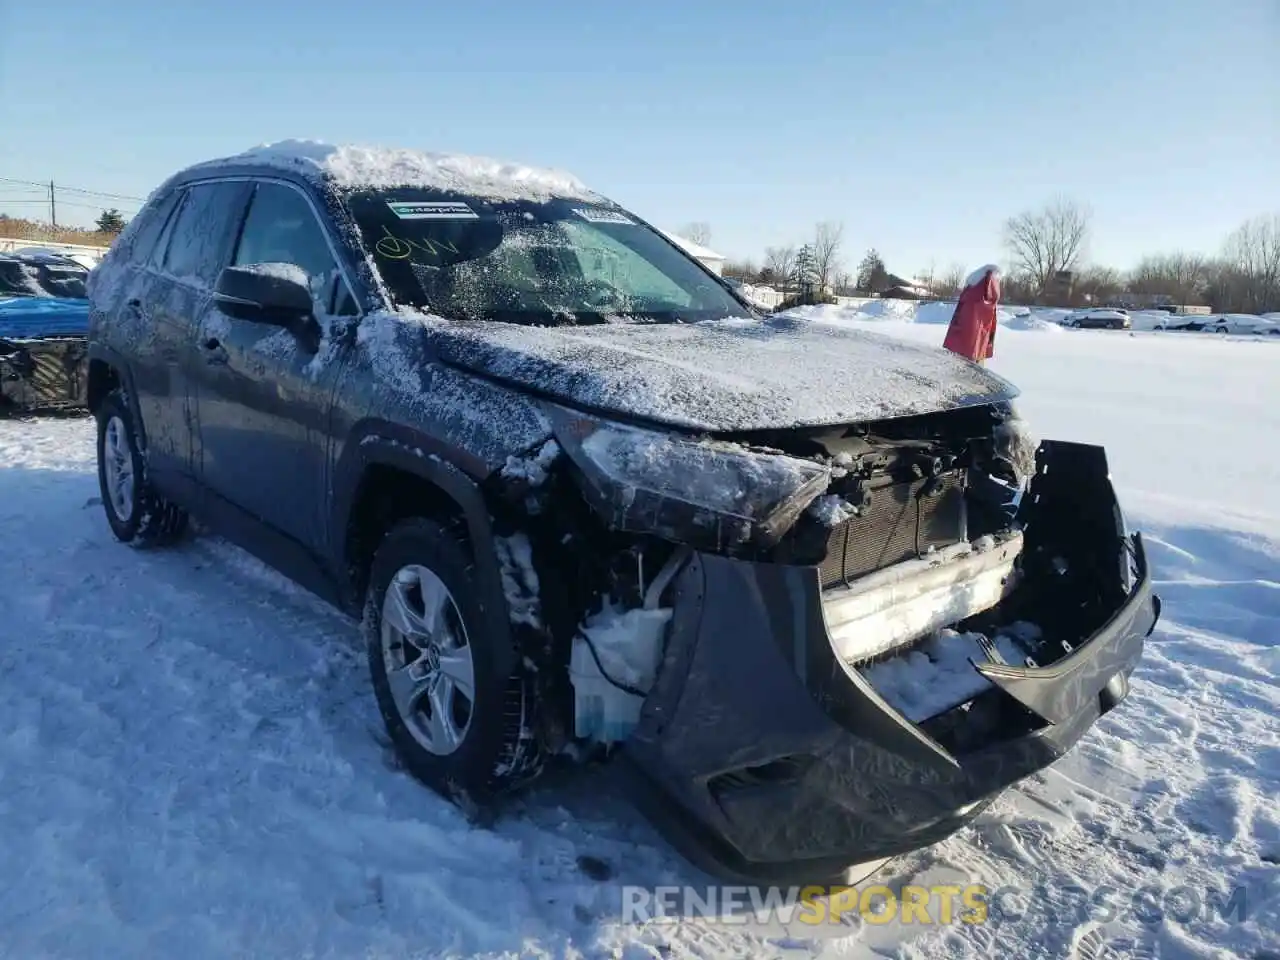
xmin=334 ymin=423 xmax=518 ymax=680
xmin=86 ymin=344 xmax=148 ymax=448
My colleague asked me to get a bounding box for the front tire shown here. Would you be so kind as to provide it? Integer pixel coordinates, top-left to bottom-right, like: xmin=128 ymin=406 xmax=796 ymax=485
xmin=364 ymin=518 xmax=540 ymax=809
xmin=96 ymin=389 xmax=188 ymax=546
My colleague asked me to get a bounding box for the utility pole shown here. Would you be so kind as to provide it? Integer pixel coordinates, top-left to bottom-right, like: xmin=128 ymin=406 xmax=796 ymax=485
xmin=49 ymin=181 xmax=56 ymax=227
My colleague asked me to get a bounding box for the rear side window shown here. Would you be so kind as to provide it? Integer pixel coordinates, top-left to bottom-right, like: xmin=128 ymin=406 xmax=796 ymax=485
xmin=121 ymin=191 xmax=180 ymax=264
xmin=160 ymin=181 xmax=246 ymax=286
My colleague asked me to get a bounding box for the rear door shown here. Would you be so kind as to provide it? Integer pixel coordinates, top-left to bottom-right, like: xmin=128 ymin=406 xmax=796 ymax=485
xmin=130 ymin=180 xmax=249 ymax=491
xmin=191 ymin=178 xmax=359 ymax=554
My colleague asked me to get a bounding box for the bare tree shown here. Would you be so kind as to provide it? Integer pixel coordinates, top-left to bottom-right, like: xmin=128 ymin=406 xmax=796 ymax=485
xmin=1074 ymin=265 xmax=1123 ymax=306
xmin=1128 ymin=252 xmax=1212 ymax=305
xmin=1221 ymin=213 xmax=1280 ymax=313
xmin=678 ymin=222 xmax=712 ymax=247
xmin=811 ymin=222 xmax=845 ymax=292
xmin=917 ymin=259 xmax=937 ymax=296
xmin=937 ymin=263 xmax=966 ymax=299
xmin=764 ymin=245 xmax=797 ymax=291
xmin=1003 ymin=198 xmax=1091 ymax=297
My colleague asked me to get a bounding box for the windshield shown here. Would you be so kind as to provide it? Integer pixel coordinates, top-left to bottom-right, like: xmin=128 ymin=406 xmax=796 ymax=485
xmin=343 ymin=190 xmax=748 ymax=325
xmin=0 ymin=259 xmax=88 ymax=299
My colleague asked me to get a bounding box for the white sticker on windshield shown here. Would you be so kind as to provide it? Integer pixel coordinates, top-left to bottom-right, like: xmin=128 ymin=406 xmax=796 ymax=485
xmin=573 ymin=207 xmax=635 ymax=225
xmin=387 ymin=201 xmax=479 ymax=220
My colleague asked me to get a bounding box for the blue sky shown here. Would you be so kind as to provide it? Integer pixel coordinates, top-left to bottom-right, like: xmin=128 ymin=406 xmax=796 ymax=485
xmin=2 ymin=0 xmax=1276 ymax=277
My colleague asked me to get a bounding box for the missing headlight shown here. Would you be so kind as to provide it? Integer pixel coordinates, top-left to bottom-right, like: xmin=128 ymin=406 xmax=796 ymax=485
xmin=545 ymin=404 xmax=831 ymax=553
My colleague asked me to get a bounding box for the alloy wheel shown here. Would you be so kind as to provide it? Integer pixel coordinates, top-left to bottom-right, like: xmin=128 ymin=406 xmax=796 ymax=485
xmin=380 ymin=563 xmax=476 ymax=755
xmin=102 ymin=415 xmax=135 ymax=523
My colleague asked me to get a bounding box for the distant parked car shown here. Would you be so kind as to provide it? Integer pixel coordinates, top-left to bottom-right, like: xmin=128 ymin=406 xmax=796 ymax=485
xmin=1198 ymin=315 xmax=1280 ymax=336
xmin=8 ymin=245 xmax=102 ymax=271
xmin=0 ymin=251 xmax=90 ymax=412
xmin=1063 ymin=308 xmax=1131 ymax=330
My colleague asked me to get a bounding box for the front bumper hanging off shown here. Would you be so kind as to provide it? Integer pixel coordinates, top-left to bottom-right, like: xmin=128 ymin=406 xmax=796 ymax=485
xmin=621 ymin=441 xmax=1162 ymax=885
xmin=0 ymin=338 xmax=88 ymax=412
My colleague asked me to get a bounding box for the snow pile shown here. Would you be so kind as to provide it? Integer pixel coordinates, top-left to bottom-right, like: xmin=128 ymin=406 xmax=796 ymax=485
xmin=1005 ymin=312 xmax=1066 ymax=332
xmin=212 ymin=140 xmax=603 ymax=202
xmin=793 ymin=299 xmax=1085 ymax=334
xmin=860 ymin=627 xmax=1030 ymax=722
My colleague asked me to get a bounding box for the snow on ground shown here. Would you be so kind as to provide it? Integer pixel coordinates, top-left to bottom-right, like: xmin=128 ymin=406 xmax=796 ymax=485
xmin=1 ymin=312 xmax=1278 ymax=958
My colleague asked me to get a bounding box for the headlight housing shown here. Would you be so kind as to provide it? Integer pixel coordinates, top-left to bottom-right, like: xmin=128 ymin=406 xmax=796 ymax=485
xmin=545 ymin=404 xmax=831 ymax=552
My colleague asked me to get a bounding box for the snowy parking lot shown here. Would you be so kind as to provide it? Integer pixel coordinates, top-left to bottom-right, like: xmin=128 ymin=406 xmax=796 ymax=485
xmin=0 ymin=316 xmax=1277 ymax=959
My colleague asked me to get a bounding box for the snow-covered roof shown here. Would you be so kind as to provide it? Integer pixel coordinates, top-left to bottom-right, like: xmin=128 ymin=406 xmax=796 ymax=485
xmin=659 ymin=230 xmax=725 ymax=262
xmin=189 ymin=140 xmax=605 ymax=203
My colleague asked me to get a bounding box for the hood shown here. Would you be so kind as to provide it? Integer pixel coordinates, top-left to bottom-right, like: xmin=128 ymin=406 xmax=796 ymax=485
xmin=417 ymin=313 xmax=1018 ymax=432
xmin=0 ymin=296 xmax=90 ymax=340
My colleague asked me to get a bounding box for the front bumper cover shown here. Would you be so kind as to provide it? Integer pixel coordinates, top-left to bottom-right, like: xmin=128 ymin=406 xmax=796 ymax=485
xmin=622 ymin=443 xmax=1161 ymax=886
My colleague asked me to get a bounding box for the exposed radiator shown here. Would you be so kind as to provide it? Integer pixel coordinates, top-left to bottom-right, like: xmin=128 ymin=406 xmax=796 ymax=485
xmin=818 ymin=472 xmax=965 ymax=588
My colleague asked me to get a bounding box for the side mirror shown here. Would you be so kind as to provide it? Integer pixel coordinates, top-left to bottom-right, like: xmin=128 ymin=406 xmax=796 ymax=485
xmin=214 ymin=263 xmax=314 ymax=328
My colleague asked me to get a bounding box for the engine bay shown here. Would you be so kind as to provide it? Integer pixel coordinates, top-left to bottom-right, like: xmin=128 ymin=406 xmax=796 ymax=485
xmin=482 ymin=399 xmax=1128 ymax=763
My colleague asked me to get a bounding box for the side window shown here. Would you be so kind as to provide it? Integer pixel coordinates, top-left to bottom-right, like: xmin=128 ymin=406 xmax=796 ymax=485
xmin=149 ymin=190 xmax=186 ymax=267
xmin=161 ymin=181 xmax=245 ymax=285
xmin=232 ymin=182 xmax=355 ymax=314
xmin=123 ymin=190 xmax=180 ymax=264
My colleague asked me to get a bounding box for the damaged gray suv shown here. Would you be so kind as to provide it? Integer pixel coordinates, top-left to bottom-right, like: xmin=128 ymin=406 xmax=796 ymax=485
xmin=86 ymin=141 xmax=1160 ymax=884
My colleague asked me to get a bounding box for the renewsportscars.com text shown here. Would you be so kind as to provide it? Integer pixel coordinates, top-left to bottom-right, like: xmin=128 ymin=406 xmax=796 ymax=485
xmin=622 ymin=883 xmax=1250 ymax=927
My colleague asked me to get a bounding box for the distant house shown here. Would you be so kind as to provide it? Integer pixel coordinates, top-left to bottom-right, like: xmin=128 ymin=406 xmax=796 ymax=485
xmin=880 ymin=273 xmax=933 ymax=300
xmin=660 ymin=230 xmax=727 ymax=276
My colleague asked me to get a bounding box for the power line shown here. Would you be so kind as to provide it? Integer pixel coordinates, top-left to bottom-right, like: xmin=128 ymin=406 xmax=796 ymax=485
xmin=1 ymin=198 xmax=137 ymax=212
xmin=0 ymin=175 xmax=145 ymax=203
xmin=0 ymin=175 xmax=143 ymax=228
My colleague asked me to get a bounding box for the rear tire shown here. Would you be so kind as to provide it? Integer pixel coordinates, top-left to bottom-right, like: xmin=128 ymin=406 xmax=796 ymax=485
xmin=96 ymin=388 xmax=188 ymax=546
xmin=364 ymin=517 xmax=541 ymax=810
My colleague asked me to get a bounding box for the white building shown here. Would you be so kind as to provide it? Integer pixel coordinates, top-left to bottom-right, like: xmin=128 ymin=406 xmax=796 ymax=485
xmin=660 ymin=230 xmax=726 ymax=276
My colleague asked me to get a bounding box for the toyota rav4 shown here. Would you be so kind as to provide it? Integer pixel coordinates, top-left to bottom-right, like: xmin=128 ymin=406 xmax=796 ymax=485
xmin=86 ymin=141 xmax=1160 ymax=884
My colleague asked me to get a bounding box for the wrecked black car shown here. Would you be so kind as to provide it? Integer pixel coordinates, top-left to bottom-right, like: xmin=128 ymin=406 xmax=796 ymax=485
xmin=86 ymin=142 xmax=1160 ymax=884
xmin=0 ymin=252 xmax=91 ymax=413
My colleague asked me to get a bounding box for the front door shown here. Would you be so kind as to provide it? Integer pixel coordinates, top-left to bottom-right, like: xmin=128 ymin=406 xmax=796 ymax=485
xmin=191 ymin=179 xmax=359 ymax=554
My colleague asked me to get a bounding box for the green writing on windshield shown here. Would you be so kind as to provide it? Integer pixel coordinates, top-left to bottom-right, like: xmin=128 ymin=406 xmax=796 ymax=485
xmin=374 ymin=225 xmax=460 ymax=262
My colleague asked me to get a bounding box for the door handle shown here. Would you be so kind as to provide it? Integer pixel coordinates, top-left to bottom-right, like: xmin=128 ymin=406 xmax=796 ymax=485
xmin=201 ymin=337 xmax=228 ymax=365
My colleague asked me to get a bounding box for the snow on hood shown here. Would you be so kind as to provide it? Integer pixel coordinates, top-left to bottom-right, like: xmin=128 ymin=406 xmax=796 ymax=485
xmin=408 ymin=313 xmax=1018 ymax=433
xmin=200 ymin=140 xmax=604 ymax=203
